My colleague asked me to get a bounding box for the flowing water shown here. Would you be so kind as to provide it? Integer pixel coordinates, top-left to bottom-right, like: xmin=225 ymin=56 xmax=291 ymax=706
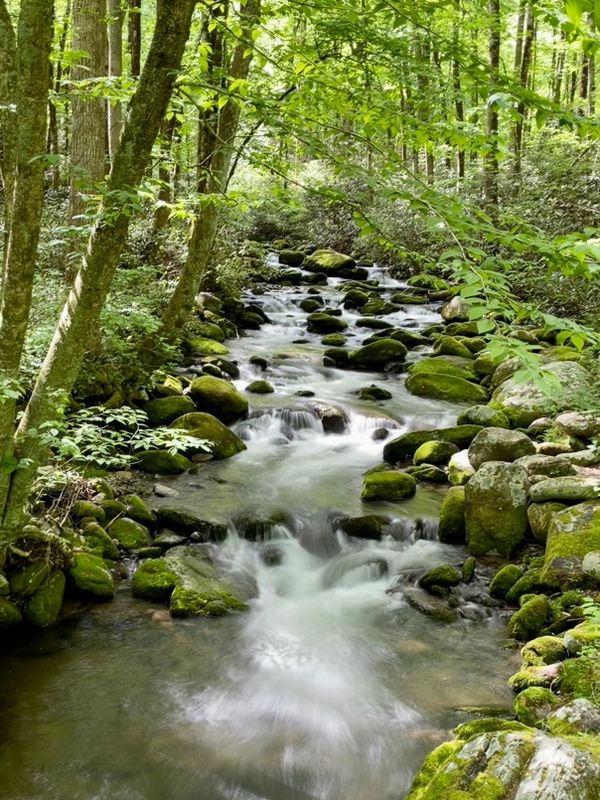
xmin=0 ymin=263 xmax=516 ymax=800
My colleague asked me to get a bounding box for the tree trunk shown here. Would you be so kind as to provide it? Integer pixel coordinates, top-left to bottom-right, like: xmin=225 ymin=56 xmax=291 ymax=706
xmin=153 ymin=0 xmax=261 ymax=346
xmin=69 ymin=0 xmax=108 ymax=222
xmin=0 ymin=0 xmax=53 ymax=526
xmin=483 ymin=0 xmax=500 ymax=211
xmin=512 ymin=0 xmax=534 ymax=178
xmin=0 ymin=0 xmax=196 ymax=544
xmin=108 ymin=0 xmax=125 ymax=160
xmin=128 ymin=0 xmax=142 ymax=77
xmin=452 ymin=3 xmax=465 ymax=180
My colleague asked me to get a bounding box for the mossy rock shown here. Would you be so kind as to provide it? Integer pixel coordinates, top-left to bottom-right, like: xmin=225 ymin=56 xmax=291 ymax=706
xmin=406 ymin=464 xmax=447 ymax=483
xmin=508 ymin=595 xmax=550 ymax=641
xmin=361 ymin=471 xmax=417 ymax=502
xmin=196 ymin=322 xmax=226 ymax=342
xmin=521 ymin=635 xmax=567 ymax=667
xmin=164 ymin=546 xmax=247 ymax=617
xmin=120 ymin=494 xmax=156 ymax=525
xmin=407 ymin=273 xmax=448 ymax=291
xmin=100 ymin=499 xmax=127 ymax=522
xmin=403 ymin=587 xmax=458 ymax=623
xmin=306 ymin=312 xmax=348 ymax=334
xmin=388 ymin=329 xmax=429 ymax=349
xmin=321 ymin=333 xmax=347 ymax=346
xmin=23 ymin=570 xmax=65 ymax=627
xmin=171 ymin=411 xmax=246 ymax=460
xmin=419 ymin=565 xmax=461 ymax=591
xmin=540 ymin=501 xmax=600 ymax=589
xmin=530 ymin=477 xmax=600 ymax=504
xmin=246 ymin=380 xmax=274 ymax=394
xmin=134 ymin=449 xmax=192 ymax=475
xmin=406 ymin=373 xmax=488 ymax=404
xmin=131 ymin=560 xmax=179 ymax=603
xmin=468 ymin=427 xmax=535 ymax=470
xmin=9 ymin=561 xmax=51 ymax=598
xmin=335 ymin=515 xmax=385 ymax=539
xmin=563 ymin=621 xmax=600 ymax=656
xmin=68 ymin=553 xmax=115 ymax=599
xmin=473 ymin=351 xmax=504 ymax=376
xmin=303 ymin=249 xmax=355 ymax=274
xmin=505 ymin=573 xmax=540 ymax=606
xmin=390 ymin=291 xmax=427 ymax=305
xmin=433 ymin=335 xmax=473 ymax=360
xmin=361 ymin=299 xmax=400 ymax=316
xmin=356 ymin=316 xmax=394 ymax=330
xmin=489 ymin=564 xmax=523 ymax=599
xmin=413 ymin=440 xmax=458 ymax=466
xmin=447 ymin=450 xmax=476 ymax=486
xmin=143 ymin=395 xmax=195 ymax=426
xmin=82 ymin=522 xmax=120 ymax=559
xmin=189 ymin=376 xmax=249 ymax=424
xmin=465 ymin=462 xmax=529 ymax=556
xmin=184 ymin=337 xmax=230 ymax=356
xmin=383 ymin=425 xmax=483 ymax=463
xmin=278 ymin=249 xmax=305 ymax=268
xmin=437 ymin=487 xmax=466 ymax=545
xmin=0 ymin=598 xmax=22 ymax=628
xmin=342 ymin=288 xmax=369 ymax=308
xmin=407 ymin=356 xmax=477 ymax=383
xmin=527 ymin=502 xmax=567 ymax=545
xmin=108 ymin=518 xmax=151 ymax=551
xmin=508 ymin=663 xmax=562 ymax=692
xmin=349 ymin=338 xmax=407 ymax=369
xmin=456 ymin=405 xmax=509 ymax=429
xmin=559 ymin=656 xmax=600 ymax=700
xmin=155 ymin=507 xmax=227 ymax=541
xmin=300 ymin=298 xmax=324 ymax=313
xmin=513 ymin=687 xmax=559 ymax=727
xmin=71 ymin=500 xmax=106 ymax=524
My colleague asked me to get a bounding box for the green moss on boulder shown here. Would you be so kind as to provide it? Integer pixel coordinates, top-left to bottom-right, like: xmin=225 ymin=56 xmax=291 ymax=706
xmin=456 ymin=404 xmax=510 ymax=428
xmin=559 ymin=656 xmax=600 ymax=700
xmin=513 ymin=687 xmax=559 ymax=727
xmin=82 ymin=522 xmax=120 ymax=559
xmin=171 ymin=411 xmax=246 ymax=459
xmin=189 ymin=376 xmax=249 ymax=423
xmin=120 ymin=494 xmax=156 ymax=525
xmin=540 ymin=501 xmax=600 ymax=589
xmin=143 ymin=395 xmax=195 ymax=426
xmin=467 ymin=427 xmax=535 ymax=470
xmin=419 ymin=565 xmax=461 ymax=591
xmin=349 ymin=338 xmax=407 ymax=369
xmin=71 ymin=500 xmax=106 ymax=524
xmin=0 ymin=599 xmax=22 ymax=628
xmin=196 ymin=321 xmax=226 ymax=342
xmin=68 ymin=553 xmax=115 ymax=598
xmin=164 ymin=546 xmax=247 ymax=617
xmin=489 ymin=564 xmax=523 ymax=599
xmin=413 ymin=440 xmax=458 ymax=466
xmin=437 ymin=487 xmax=466 ymax=545
xmin=520 ymin=636 xmax=567 ymax=666
xmin=527 ymin=502 xmax=567 ymax=545
xmin=246 ymin=380 xmax=274 ymax=394
xmin=132 ymin=560 xmax=179 ymax=602
xmin=9 ymin=562 xmax=51 ymax=598
xmin=433 ymin=335 xmax=473 ymax=360
xmin=361 ymin=471 xmax=417 ymax=502
xmin=304 ymin=249 xmax=355 ymax=274
xmin=383 ymin=425 xmax=483 ymax=463
xmin=23 ymin=570 xmax=65 ymax=627
xmin=108 ymin=518 xmax=151 ymax=551
xmin=508 ymin=595 xmax=550 ymax=641
xmin=406 ymin=373 xmax=488 ymax=403
xmin=134 ymin=449 xmax=192 ymax=475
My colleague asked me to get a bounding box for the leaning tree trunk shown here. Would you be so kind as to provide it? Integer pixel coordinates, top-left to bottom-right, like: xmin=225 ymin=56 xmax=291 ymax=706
xmin=69 ymin=0 xmax=108 ymax=222
xmin=0 ymin=0 xmax=54 ymax=527
xmin=0 ymin=0 xmax=196 ymax=545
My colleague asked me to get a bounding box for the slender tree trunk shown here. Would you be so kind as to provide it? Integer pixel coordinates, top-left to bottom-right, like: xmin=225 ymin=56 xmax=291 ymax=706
xmin=484 ymin=0 xmax=500 ymax=211
xmin=512 ymin=0 xmax=534 ymax=178
xmin=128 ymin=0 xmax=141 ymax=77
xmin=0 ymin=0 xmax=53 ymax=526
xmin=108 ymin=0 xmax=125 ymax=160
xmin=0 ymin=0 xmax=196 ymax=544
xmin=69 ymin=0 xmax=108 ymax=222
xmin=151 ymin=114 xmax=179 ymax=236
xmin=452 ymin=2 xmax=465 ymax=180
xmin=553 ymin=31 xmax=566 ymax=104
xmin=46 ymin=0 xmax=71 ymax=189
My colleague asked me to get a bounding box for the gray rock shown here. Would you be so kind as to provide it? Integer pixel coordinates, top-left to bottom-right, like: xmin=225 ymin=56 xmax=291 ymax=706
xmin=440 ymin=296 xmax=470 ymax=322
xmin=515 ymin=454 xmax=576 ymax=478
xmin=549 ymin=699 xmax=600 ymax=734
xmin=556 ymin=411 xmax=600 ymax=439
xmin=468 ymin=427 xmax=535 ymax=470
xmin=530 ymin=476 xmax=600 ymax=503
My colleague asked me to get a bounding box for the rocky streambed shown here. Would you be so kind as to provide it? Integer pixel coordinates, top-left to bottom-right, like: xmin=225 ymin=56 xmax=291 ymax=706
xmin=1 ymin=247 xmax=600 ymax=799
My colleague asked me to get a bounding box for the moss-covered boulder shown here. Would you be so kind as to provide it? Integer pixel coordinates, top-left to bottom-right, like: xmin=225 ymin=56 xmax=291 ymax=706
xmin=155 ymin=507 xmax=227 ymax=541
xmin=407 ymin=356 xmax=477 ymax=383
xmin=164 ymin=546 xmax=247 ymax=617
xmin=508 ymin=595 xmax=550 ymax=641
xmin=437 ymin=486 xmax=466 ymax=544
xmin=361 ymin=471 xmax=417 ymax=502
xmin=189 ymin=376 xmax=249 ymax=424
xmin=68 ymin=553 xmax=115 ymax=598
xmin=306 ymin=313 xmax=348 ymax=335
xmin=390 ymin=291 xmax=427 ymax=305
xmin=406 ymin=464 xmax=447 ymax=483
xmin=143 ymin=395 xmax=195 ymax=426
xmin=82 ymin=522 xmax=120 ymax=560
xmin=467 ymin=427 xmax=535 ymax=470
xmin=108 ymin=518 xmax=151 ymax=551
xmin=419 ymin=565 xmax=461 ymax=591
xmin=489 ymin=564 xmax=523 ymax=599
xmin=406 ymin=372 xmax=488 ymax=404
xmin=527 ymin=502 xmax=567 ymax=545
xmin=196 ymin=321 xmax=226 ymax=342
xmin=100 ymin=499 xmax=127 ymax=522
xmin=121 ymin=494 xmax=156 ymax=525
xmin=278 ymin=249 xmax=305 ymax=268
xmin=413 ymin=440 xmax=458 ymax=466
xmin=563 ymin=621 xmax=600 ymax=655
xmin=349 ymin=338 xmax=407 ymax=369
xmin=465 ymin=461 xmax=529 ymax=556
xmin=559 ymin=656 xmax=600 ymax=700
xmin=490 ymin=360 xmax=597 ymax=428
xmin=440 ymin=296 xmax=470 ymax=322
xmin=134 ymin=449 xmax=192 ymax=475
xmin=303 ymin=249 xmax=355 ymax=275
xmin=433 ymin=335 xmax=473 ymax=360
xmin=456 ymin=404 xmax=510 ymax=428
xmin=383 ymin=425 xmax=483 ymax=463
xmin=342 ymin=288 xmax=369 ymax=308
xmin=447 ymin=449 xmax=475 ymax=486
xmin=9 ymin=561 xmax=51 ymax=598
xmin=131 ymin=560 xmax=179 ymax=603
xmin=540 ymin=501 xmax=600 ymax=588
xmin=184 ymin=337 xmax=230 ymax=356
xmin=530 ymin=477 xmax=600 ymax=504
xmin=71 ymin=499 xmax=106 ymax=524
xmin=388 ymin=329 xmax=429 ymax=348
xmin=245 ymin=380 xmax=274 ymax=394
xmin=321 ymin=333 xmax=347 ymax=347
xmin=300 ymin=298 xmax=324 ymax=313
xmin=356 ymin=384 xmax=392 ymax=401
xmin=513 ymin=687 xmax=560 ymax=727
xmin=361 ymin=299 xmax=400 ymax=316
xmin=23 ymin=570 xmax=65 ymax=627
xmin=0 ymin=599 xmax=22 ymax=628
xmin=520 ymin=635 xmax=567 ymax=666
xmin=171 ymin=411 xmax=247 ymax=459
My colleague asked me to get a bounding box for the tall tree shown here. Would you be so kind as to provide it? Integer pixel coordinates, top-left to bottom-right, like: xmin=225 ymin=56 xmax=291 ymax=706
xmin=484 ymin=0 xmax=500 ymax=210
xmin=108 ymin=0 xmax=125 ymax=160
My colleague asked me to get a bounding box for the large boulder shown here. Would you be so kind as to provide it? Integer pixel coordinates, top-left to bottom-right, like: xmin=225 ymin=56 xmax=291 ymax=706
xmin=164 ymin=546 xmax=247 ymax=617
xmin=68 ymin=553 xmax=115 ymax=598
xmin=440 ymin=295 xmax=470 ymax=322
xmin=490 ymin=360 xmax=597 ymax=427
xmin=465 ymin=461 xmax=529 ymax=556
xmin=413 ymin=440 xmax=458 ymax=466
xmin=303 ymin=249 xmax=355 ymax=275
xmin=540 ymin=501 xmax=600 ymax=588
xmin=348 ymin=338 xmax=407 ymax=369
xmin=171 ymin=411 xmax=246 ymax=459
xmin=405 ymin=723 xmax=600 ymax=800
xmin=457 ymin=404 xmax=510 ymax=428
xmin=405 ymin=373 xmax=488 ymax=403
xmin=437 ymin=486 xmax=466 ymax=544
xmin=107 ymin=518 xmax=151 ymax=551
xmin=134 ymin=449 xmax=192 ymax=475
xmin=383 ymin=425 xmax=483 ymax=463
xmin=189 ymin=376 xmax=249 ymax=424
xmin=555 ymin=411 xmax=600 ymax=439
xmin=530 ymin=477 xmax=600 ymax=504
xmin=0 ymin=599 xmax=22 ymax=628
xmin=132 ymin=560 xmax=179 ymax=603
xmin=184 ymin=337 xmax=229 ymax=356
xmin=361 ymin=471 xmax=417 ymax=502
xmin=306 ymin=312 xmax=348 ymax=334
xmin=23 ymin=570 xmax=65 ymax=627
xmin=467 ymin=427 xmax=535 ymax=470
xmin=278 ymin=249 xmax=305 ymax=268
xmin=433 ymin=335 xmax=473 ymax=360
xmin=407 ymin=356 xmax=477 ymax=382
xmin=143 ymin=395 xmax=195 ymax=426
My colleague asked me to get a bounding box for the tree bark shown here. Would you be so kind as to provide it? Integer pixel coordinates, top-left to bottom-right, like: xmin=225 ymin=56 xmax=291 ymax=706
xmin=0 ymin=0 xmax=53 ymax=526
xmin=511 ymin=0 xmax=535 ymax=178
xmin=108 ymin=0 xmax=125 ymax=160
xmin=128 ymin=0 xmax=141 ymax=77
xmin=483 ymin=0 xmax=500 ymax=211
xmin=0 ymin=0 xmax=196 ymax=543
xmin=69 ymin=0 xmax=108 ymax=222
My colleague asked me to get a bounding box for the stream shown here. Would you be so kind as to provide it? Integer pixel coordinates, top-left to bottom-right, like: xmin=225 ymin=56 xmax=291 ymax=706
xmin=0 ymin=262 xmax=516 ymax=800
